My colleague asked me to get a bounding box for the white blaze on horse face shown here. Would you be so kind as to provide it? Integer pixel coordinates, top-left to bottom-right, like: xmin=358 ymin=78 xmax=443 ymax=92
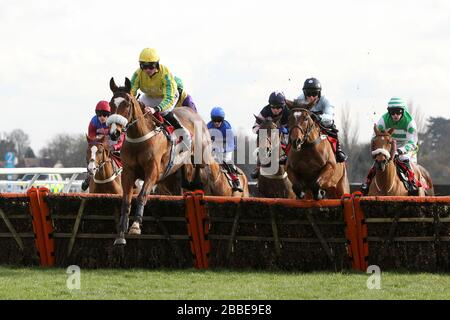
xmin=293 ymin=112 xmax=303 ymax=120
xmin=88 ymin=145 xmax=98 ymax=172
xmin=113 ymin=97 xmax=126 ymax=109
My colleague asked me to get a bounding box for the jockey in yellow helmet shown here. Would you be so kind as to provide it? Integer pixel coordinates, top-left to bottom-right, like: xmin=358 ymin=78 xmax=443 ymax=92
xmin=130 ymin=48 xmax=191 ymax=146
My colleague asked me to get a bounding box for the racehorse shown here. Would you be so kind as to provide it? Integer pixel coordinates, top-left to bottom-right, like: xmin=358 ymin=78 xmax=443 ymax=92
xmin=287 ymin=105 xmax=350 ymax=200
xmin=254 ymin=115 xmax=295 ymax=198
xmin=182 ymin=161 xmax=250 ymax=197
xmin=85 ymin=135 xmax=123 ymax=194
xmin=368 ymin=125 xmax=434 ymax=196
xmin=107 ymin=78 xmax=212 ymax=245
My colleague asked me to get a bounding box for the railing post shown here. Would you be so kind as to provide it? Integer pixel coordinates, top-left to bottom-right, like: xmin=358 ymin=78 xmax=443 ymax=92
xmin=352 ymin=191 xmax=369 ymax=271
xmin=342 ymin=194 xmax=362 ymax=270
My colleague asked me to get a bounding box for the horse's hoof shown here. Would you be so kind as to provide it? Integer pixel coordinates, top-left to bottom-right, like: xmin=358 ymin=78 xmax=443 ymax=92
xmin=114 ymin=238 xmax=126 ymax=246
xmin=128 ymin=222 xmax=141 ymax=235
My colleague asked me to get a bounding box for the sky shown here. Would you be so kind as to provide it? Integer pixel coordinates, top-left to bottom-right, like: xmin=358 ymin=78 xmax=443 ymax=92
xmin=1 ymin=0 xmax=449 ymax=153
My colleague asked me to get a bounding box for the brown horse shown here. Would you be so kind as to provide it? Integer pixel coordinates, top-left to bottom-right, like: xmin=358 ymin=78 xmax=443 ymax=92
xmin=182 ymin=161 xmax=250 ymax=197
xmin=287 ymin=106 xmax=350 ymax=199
xmin=368 ymin=125 xmax=434 ymax=196
xmin=107 ymin=78 xmax=212 ymax=245
xmin=85 ymin=135 xmax=123 ymax=194
xmin=254 ymin=115 xmax=295 ymax=198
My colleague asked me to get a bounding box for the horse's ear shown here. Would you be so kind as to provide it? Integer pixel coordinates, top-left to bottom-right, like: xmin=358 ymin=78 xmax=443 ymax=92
xmin=387 ymin=128 xmax=395 ymax=135
xmin=99 ymin=135 xmax=108 ymax=145
xmin=125 ymin=78 xmax=131 ymax=93
xmin=254 ymin=114 xmax=264 ymax=124
xmin=86 ymin=134 xmax=92 ymax=143
xmin=306 ymin=100 xmax=315 ymax=110
xmin=373 ymin=123 xmax=379 ymax=135
xmin=110 ymin=77 xmax=119 ymax=93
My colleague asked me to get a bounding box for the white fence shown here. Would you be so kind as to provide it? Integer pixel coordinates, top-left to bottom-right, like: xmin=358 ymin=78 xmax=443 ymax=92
xmin=0 ymin=167 xmax=87 ymax=193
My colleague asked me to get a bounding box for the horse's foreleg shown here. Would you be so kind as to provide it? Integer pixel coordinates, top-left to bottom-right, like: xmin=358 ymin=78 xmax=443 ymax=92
xmin=314 ymin=162 xmax=337 ymax=199
xmin=288 ymin=171 xmax=306 ymax=199
xmin=129 ymin=163 xmax=158 ymax=235
xmin=114 ymin=172 xmax=134 ymax=246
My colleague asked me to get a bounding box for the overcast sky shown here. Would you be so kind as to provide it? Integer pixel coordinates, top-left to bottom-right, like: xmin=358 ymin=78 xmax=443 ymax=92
xmin=1 ymin=0 xmax=449 ymax=152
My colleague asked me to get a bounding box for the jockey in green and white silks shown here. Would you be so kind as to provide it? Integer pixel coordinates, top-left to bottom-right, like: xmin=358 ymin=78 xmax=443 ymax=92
xmin=376 ymin=97 xmax=418 ymax=163
xmin=361 ymin=97 xmax=420 ymax=195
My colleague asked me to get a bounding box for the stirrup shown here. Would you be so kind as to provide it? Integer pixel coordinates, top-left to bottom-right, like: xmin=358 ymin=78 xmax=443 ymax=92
xmin=360 ymin=183 xmax=369 ymax=195
xmin=81 ymin=178 xmax=90 ymax=191
xmin=250 ymin=168 xmax=259 ymax=179
xmin=232 ymin=182 xmax=244 ymax=192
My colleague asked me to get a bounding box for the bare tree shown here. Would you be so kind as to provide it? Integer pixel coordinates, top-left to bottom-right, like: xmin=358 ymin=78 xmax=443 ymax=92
xmin=339 ymin=102 xmax=360 ymax=149
xmin=39 ymin=133 xmax=87 ymax=167
xmin=408 ymin=100 xmax=427 ymax=135
xmin=7 ymin=129 xmax=31 ymax=161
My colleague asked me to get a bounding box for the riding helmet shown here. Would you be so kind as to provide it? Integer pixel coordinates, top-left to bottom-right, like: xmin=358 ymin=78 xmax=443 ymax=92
xmin=95 ymin=100 xmax=111 ymax=113
xmin=302 ymin=77 xmax=322 ymax=98
xmin=139 ymin=48 xmax=160 ymax=63
xmin=268 ymin=91 xmax=286 ymax=106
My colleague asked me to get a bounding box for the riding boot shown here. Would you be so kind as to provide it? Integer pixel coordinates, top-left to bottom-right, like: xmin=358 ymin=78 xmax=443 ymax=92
xmin=226 ymin=163 xmax=243 ymax=192
xmin=361 ymin=165 xmax=376 ymax=195
xmin=335 ymin=139 xmax=348 ymax=163
xmin=402 ymin=159 xmax=419 ymax=195
xmin=251 ymin=158 xmax=261 ymax=179
xmin=163 ymin=111 xmax=192 ymax=148
xmin=327 ymin=124 xmax=348 ymax=163
xmin=81 ymin=176 xmax=91 ymax=191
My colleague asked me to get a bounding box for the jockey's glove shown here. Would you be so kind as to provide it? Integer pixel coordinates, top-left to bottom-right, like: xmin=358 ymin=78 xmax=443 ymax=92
xmin=279 ymin=126 xmax=289 ymax=135
xmin=396 ymin=148 xmax=405 ymax=155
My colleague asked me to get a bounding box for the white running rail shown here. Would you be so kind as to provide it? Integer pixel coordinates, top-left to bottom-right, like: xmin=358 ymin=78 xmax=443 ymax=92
xmin=0 ymin=167 xmax=87 ymax=193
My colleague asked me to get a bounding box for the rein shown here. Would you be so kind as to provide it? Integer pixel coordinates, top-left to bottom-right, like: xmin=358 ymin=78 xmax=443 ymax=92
xmin=115 ymin=93 xmax=164 ymax=144
xmin=290 ymin=109 xmax=325 ymax=148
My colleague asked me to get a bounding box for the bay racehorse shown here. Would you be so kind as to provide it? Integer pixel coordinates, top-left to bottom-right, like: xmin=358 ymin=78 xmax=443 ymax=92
xmin=254 ymin=115 xmax=295 ymax=198
xmin=107 ymin=78 xmax=212 ymax=245
xmin=86 ymin=135 xmax=123 ymax=194
xmin=369 ymin=125 xmax=434 ymax=196
xmin=287 ymin=106 xmax=350 ymax=200
xmin=182 ymin=161 xmax=249 ymax=197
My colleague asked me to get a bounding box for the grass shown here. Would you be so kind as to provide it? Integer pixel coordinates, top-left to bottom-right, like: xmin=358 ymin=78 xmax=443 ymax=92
xmin=0 ymin=266 xmax=449 ymax=300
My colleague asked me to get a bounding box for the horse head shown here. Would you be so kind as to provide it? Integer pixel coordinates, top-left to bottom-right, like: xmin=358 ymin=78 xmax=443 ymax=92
xmin=107 ymin=77 xmax=143 ymax=140
xmin=86 ymin=135 xmax=111 ymax=176
xmin=288 ymin=107 xmax=318 ymax=151
xmin=371 ymin=124 xmax=396 ymax=172
xmin=254 ymin=115 xmax=280 ymax=161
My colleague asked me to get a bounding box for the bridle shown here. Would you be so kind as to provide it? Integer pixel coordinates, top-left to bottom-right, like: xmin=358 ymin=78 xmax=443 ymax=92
xmin=371 ymin=133 xmax=396 ymax=162
xmin=289 ymin=108 xmax=323 ymax=149
xmin=109 ymin=91 xmax=163 ymax=144
xmin=87 ymin=144 xmax=122 ymax=184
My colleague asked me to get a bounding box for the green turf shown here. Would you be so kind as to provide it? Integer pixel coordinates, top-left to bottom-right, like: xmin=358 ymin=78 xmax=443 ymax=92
xmin=0 ymin=266 xmax=449 ymax=300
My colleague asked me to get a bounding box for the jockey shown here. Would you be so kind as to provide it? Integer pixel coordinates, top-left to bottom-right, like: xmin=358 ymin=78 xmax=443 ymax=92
xmin=251 ymin=91 xmax=290 ymax=179
xmin=82 ymin=100 xmax=124 ymax=191
xmin=174 ymin=76 xmax=197 ymax=112
xmin=361 ymin=97 xmax=420 ymax=195
xmin=292 ymin=77 xmax=348 ymax=163
xmin=207 ymin=107 xmax=243 ymax=192
xmin=131 ymin=48 xmax=191 ymax=147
